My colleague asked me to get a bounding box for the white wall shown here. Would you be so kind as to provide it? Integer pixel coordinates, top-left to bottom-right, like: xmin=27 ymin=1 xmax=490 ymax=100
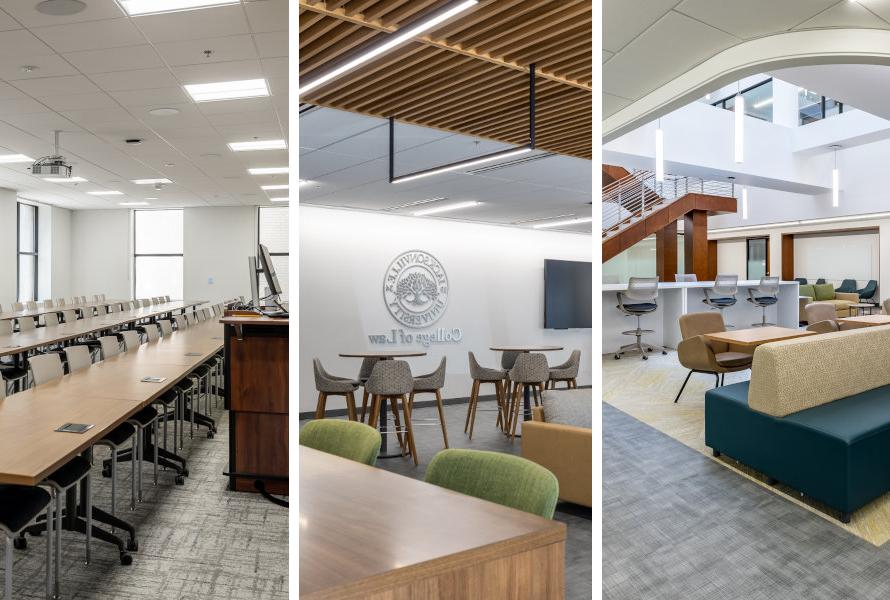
xmin=50 ymin=206 xmax=72 ymax=299
xmin=0 ymin=189 xmax=17 ymax=304
xmin=70 ymin=210 xmax=132 ymax=300
xmin=183 ymin=207 xmax=257 ymax=305
xmin=793 ymin=231 xmax=879 ymax=288
xmin=716 ymin=239 xmax=746 ymax=276
xmin=299 ymin=205 xmax=592 ymax=414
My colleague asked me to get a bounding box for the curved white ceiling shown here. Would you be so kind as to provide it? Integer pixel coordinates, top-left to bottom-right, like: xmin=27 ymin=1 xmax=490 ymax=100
xmin=604 ymin=0 xmax=890 ymax=141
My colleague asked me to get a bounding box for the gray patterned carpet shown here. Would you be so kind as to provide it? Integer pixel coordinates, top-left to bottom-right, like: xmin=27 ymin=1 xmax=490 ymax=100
xmin=300 ymin=399 xmax=592 ymax=600
xmin=603 ymin=402 xmax=890 ymax=600
xmin=12 ymin=402 xmax=288 ymax=599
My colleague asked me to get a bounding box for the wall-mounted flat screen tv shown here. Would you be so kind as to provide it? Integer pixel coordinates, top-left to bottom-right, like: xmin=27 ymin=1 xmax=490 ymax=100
xmin=544 ymin=259 xmax=592 ymax=329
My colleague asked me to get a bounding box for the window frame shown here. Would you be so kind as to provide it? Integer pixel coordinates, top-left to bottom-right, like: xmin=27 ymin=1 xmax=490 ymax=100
xmin=16 ymin=202 xmax=38 ymax=302
xmin=710 ymin=78 xmax=773 ymax=116
xmin=257 ymin=206 xmax=288 ymax=300
xmin=132 ymin=208 xmax=184 ymax=300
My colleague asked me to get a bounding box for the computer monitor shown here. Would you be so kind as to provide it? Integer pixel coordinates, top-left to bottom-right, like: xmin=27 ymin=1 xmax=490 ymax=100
xmin=248 ymin=256 xmax=259 ymax=307
xmin=257 ymin=243 xmax=282 ymax=298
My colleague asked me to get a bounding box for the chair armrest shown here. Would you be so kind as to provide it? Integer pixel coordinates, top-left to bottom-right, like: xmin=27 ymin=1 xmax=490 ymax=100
xmin=677 ymin=336 xmax=720 ymax=371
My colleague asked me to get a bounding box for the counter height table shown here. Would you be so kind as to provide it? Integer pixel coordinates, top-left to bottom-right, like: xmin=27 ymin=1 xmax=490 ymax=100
xmin=299 ymin=446 xmax=566 ymax=599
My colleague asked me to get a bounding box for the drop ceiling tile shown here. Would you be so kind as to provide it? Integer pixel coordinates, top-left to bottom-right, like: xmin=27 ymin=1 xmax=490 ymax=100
xmin=0 ymin=9 xmax=22 ymax=31
xmin=0 ymin=0 xmax=124 ymax=28
xmin=39 ymin=92 xmax=118 ymax=111
xmin=603 ymin=92 xmax=633 ymax=117
xmin=254 ymin=31 xmax=287 ymax=58
xmin=196 ymin=95 xmax=273 ymax=114
xmin=154 ymin=35 xmax=258 ymax=67
xmin=62 ymin=106 xmax=136 ymax=125
xmin=793 ymin=1 xmax=890 ymax=29
xmin=174 ymin=59 xmax=265 ymax=85
xmin=0 ymin=96 xmax=52 ymax=115
xmin=64 ymin=45 xmax=164 ymax=74
xmin=0 ymin=28 xmax=56 ymax=56
xmin=30 ymin=18 xmax=144 ymax=53
xmin=13 ymin=74 xmax=100 ymax=96
xmin=603 ymin=50 xmax=614 ymax=63
xmin=261 ymin=56 xmax=287 ymax=79
xmin=133 ymin=4 xmax=250 ymax=43
xmin=0 ymin=82 xmax=28 ymax=100
xmin=859 ymin=0 xmax=890 ymax=23
xmin=91 ymin=67 xmax=180 ymax=91
xmin=676 ymin=0 xmax=839 ymax=38
xmin=109 ymin=86 xmax=191 ymax=107
xmin=244 ymin=0 xmax=288 ymax=33
xmin=604 ymin=11 xmax=737 ymax=100
xmin=0 ymin=54 xmax=78 ymax=80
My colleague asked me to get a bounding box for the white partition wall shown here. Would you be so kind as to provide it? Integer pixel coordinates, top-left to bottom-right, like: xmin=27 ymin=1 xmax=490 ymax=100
xmin=298 ymin=205 xmax=593 ymax=414
xmin=183 ymin=207 xmax=257 ymax=304
xmin=0 ymin=189 xmax=17 ymax=303
xmin=70 ymin=210 xmax=132 ymax=301
xmin=793 ymin=231 xmax=879 ymax=288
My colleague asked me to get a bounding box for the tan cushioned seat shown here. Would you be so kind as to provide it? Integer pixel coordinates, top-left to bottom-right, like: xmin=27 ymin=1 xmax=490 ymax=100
xmin=715 ymin=351 xmax=753 ymax=368
xmin=748 ymin=326 xmax=890 ymax=417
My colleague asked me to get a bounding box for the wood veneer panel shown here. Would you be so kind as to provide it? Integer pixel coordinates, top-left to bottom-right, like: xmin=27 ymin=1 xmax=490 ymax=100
xmin=228 ymin=328 xmax=288 ymax=414
xmin=656 ymin=221 xmax=678 ymax=283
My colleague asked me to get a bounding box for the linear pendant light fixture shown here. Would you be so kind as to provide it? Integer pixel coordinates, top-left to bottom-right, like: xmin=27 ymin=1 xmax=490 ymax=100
xmin=390 ymin=63 xmax=537 ymax=184
xmin=831 ymin=144 xmax=841 ymax=208
xmin=299 ymin=0 xmax=478 ymax=96
xmin=413 ymin=200 xmax=480 ymax=216
xmin=734 ymin=82 xmax=744 ymax=163
xmin=654 ymin=120 xmax=664 ymax=182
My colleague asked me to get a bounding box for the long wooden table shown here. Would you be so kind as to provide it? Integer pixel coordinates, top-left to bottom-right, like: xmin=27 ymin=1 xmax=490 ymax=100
xmin=0 ymin=318 xmax=223 ymax=563
xmin=300 ymin=447 xmax=566 ymax=599
xmin=0 ymin=299 xmax=129 ymax=322
xmin=837 ymin=314 xmax=890 ymax=327
xmin=704 ymin=326 xmax=817 ymax=348
xmin=0 ymin=301 xmax=206 ymax=359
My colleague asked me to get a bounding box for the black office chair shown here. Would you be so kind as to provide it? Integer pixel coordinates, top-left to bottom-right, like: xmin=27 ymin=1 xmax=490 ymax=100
xmin=857 ymin=280 xmax=878 ymax=303
xmin=836 ymin=279 xmax=857 ymax=293
xmin=794 ymin=278 xmax=807 ymax=285
xmin=0 ymin=484 xmax=53 ymax=599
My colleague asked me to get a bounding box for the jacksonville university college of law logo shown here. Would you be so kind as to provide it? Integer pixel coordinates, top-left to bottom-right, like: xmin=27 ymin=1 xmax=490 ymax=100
xmin=383 ymin=250 xmax=449 ymax=329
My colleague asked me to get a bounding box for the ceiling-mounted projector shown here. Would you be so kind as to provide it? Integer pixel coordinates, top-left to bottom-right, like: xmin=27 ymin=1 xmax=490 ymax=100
xmin=31 ymin=130 xmax=73 ymax=178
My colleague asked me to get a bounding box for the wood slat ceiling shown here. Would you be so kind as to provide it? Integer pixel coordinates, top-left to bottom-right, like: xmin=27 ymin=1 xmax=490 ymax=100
xmin=299 ymin=0 xmax=592 ymax=159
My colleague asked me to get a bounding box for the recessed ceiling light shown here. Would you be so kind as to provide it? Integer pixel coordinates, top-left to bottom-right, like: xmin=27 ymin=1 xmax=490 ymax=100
xmin=269 ymin=198 xmax=289 ymax=203
xmin=149 ymin=107 xmax=180 ymax=116
xmin=413 ymin=200 xmax=481 ymax=216
xmin=227 ymin=139 xmax=287 ymax=152
xmin=261 ymin=184 xmax=289 ymax=190
xmin=144 ymin=197 xmax=159 ymax=200
xmin=248 ymin=167 xmax=288 ymax=175
xmin=184 ymin=79 xmax=269 ymax=103
xmin=118 ymin=0 xmax=238 ymax=16
xmin=43 ymin=176 xmax=87 ymax=183
xmin=36 ymin=0 xmax=86 ymax=16
xmin=119 ymin=201 xmax=149 ymax=206
xmin=87 ymin=191 xmax=123 ymax=196
xmin=0 ymin=154 xmax=34 ymax=163
xmin=531 ymin=217 xmax=593 ymax=229
xmin=132 ymin=178 xmax=172 ymax=185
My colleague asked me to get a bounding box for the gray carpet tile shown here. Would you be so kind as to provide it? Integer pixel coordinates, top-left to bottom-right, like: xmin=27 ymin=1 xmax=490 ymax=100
xmin=603 ymin=402 xmax=890 ymax=600
xmin=301 ymin=399 xmax=592 ymax=600
xmin=10 ymin=397 xmax=288 ymax=600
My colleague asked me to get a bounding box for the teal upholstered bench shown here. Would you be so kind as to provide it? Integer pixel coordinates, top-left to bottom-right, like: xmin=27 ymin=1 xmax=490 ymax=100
xmin=706 ymin=380 xmax=890 ymax=522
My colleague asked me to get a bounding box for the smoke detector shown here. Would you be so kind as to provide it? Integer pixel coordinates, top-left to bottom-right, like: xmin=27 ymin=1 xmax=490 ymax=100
xmin=36 ymin=0 xmax=86 ymax=15
xmin=31 ymin=131 xmax=73 ymax=178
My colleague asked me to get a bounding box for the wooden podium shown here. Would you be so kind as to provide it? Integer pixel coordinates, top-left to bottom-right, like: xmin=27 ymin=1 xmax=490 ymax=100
xmin=221 ymin=314 xmax=289 ymax=495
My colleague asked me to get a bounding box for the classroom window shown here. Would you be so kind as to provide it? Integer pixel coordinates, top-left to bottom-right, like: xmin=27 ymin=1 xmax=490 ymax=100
xmin=17 ymin=202 xmax=37 ymax=302
xmin=711 ymin=78 xmax=773 ymax=122
xmin=258 ymin=206 xmax=289 ymax=302
xmin=798 ymin=89 xmax=849 ymax=125
xmin=134 ymin=209 xmax=183 ymax=301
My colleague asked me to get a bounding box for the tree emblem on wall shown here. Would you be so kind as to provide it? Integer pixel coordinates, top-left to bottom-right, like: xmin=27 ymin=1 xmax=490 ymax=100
xmin=383 ymin=250 xmax=449 ymax=329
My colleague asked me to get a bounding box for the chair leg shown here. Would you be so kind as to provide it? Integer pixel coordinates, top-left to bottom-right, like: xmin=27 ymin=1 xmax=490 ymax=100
xmin=714 ymin=373 xmax=720 ymax=388
xmin=360 ymin=389 xmax=369 ymax=423
xmin=674 ymin=371 xmax=694 ymax=403
xmin=314 ymin=392 xmax=327 ymax=419
xmin=47 ymin=491 xmax=54 ymax=600
xmin=131 ymin=434 xmax=138 ymax=511
xmin=110 ymin=448 xmax=117 ymax=532
xmin=345 ymin=392 xmax=357 ymax=421
xmin=368 ymin=395 xmax=381 ymax=429
xmin=85 ymin=460 xmax=92 ymax=565
xmin=6 ymin=534 xmax=12 ymax=600
xmin=509 ymin=382 xmax=522 ymax=441
xmin=401 ymin=395 xmax=419 ymax=466
xmin=153 ymin=420 xmax=159 ymax=486
xmin=434 ymin=390 xmax=448 ymax=448
xmin=465 ymin=380 xmax=479 ymax=434
xmin=494 ymin=381 xmax=504 ymax=431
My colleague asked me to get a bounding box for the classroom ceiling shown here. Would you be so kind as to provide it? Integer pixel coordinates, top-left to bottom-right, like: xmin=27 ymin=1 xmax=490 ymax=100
xmin=603 ymin=0 xmax=890 ymax=122
xmin=298 ymin=0 xmax=592 ymax=160
xmin=299 ymin=106 xmax=592 ymax=234
xmin=0 ymin=0 xmax=288 ymax=210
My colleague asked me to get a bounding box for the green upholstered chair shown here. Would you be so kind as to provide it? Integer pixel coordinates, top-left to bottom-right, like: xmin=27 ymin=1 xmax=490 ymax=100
xmin=424 ymin=449 xmax=559 ymax=519
xmin=299 ymin=419 xmax=381 ymax=466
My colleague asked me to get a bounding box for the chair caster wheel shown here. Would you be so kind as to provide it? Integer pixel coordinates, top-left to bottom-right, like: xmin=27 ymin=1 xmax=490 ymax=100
xmin=206 ymin=431 xmax=214 ymax=439
xmin=13 ymin=537 xmax=26 ymax=550
xmin=614 ymin=354 xmax=620 ymax=360
xmin=127 ymin=538 xmax=138 ymax=552
xmin=642 ymin=355 xmax=648 ymax=360
xmin=119 ymin=552 xmax=133 ymax=566
xmin=662 ymin=350 xmax=667 ymax=355
xmin=175 ymin=476 xmax=185 ymax=485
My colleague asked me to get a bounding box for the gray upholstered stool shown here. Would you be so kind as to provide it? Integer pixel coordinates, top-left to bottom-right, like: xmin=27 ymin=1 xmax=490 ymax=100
xmin=313 ymin=359 xmax=359 ymax=420
xmin=747 ymin=276 xmax=780 ymax=327
xmin=615 ymin=276 xmax=667 ymax=360
xmin=356 ymin=357 xmax=380 ymax=423
xmin=410 ymin=357 xmax=448 ymax=448
xmin=465 ymin=352 xmax=507 ymax=439
xmin=506 ymin=353 xmax=549 ymax=441
xmin=547 ymin=349 xmax=581 ymax=389
xmin=365 ymin=360 xmax=417 ymax=465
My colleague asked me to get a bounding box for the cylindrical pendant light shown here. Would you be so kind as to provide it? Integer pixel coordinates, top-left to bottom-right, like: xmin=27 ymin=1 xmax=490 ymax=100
xmin=734 ymin=86 xmax=745 ymax=163
xmin=831 ymin=145 xmax=841 ymax=208
xmin=655 ymin=121 xmax=664 ymax=182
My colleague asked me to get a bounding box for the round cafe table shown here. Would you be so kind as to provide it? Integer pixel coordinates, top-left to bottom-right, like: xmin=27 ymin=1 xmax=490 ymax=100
xmin=490 ymin=346 xmax=564 ymax=435
xmin=339 ymin=351 xmax=427 ymax=457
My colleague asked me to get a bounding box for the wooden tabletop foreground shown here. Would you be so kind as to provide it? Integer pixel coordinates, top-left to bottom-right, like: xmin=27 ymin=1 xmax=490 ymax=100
xmin=704 ymin=326 xmax=817 ymax=347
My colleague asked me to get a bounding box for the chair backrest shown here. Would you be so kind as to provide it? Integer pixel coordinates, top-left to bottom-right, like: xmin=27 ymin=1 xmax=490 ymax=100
xmin=141 ymin=299 xmax=150 ymax=307
xmin=121 ymin=330 xmax=142 ymax=351
xmin=424 ymin=449 xmax=558 ymax=519
xmin=756 ymin=276 xmax=780 ymax=296
xmin=625 ymin=277 xmax=659 ymax=302
xmin=508 ymin=353 xmax=549 ymax=384
xmin=816 ymin=278 xmax=826 ymax=284
xmin=143 ymin=324 xmax=160 ymax=342
xmin=679 ymin=311 xmax=726 ymax=340
xmin=794 ymin=277 xmax=807 ymax=285
xmin=17 ymin=317 xmax=35 ymax=332
xmin=158 ymin=320 xmax=173 ymax=336
xmin=674 ymin=274 xmax=697 ymax=282
xmin=61 ymin=309 xmax=77 ymax=323
xmin=25 ymin=301 xmax=37 ymax=310
xmin=0 ymin=320 xmax=11 ymax=336
xmin=806 ymin=320 xmax=839 ymax=334
xmin=11 ymin=302 xmax=23 ymax=312
xmin=468 ymin=352 xmax=490 ymax=380
xmin=556 ymin=350 xmax=582 ymax=376
xmin=64 ymin=345 xmax=93 ymax=373
xmin=98 ymin=335 xmax=121 ymax=359
xmin=419 ymin=357 xmax=447 ymax=389
xmin=804 ymin=302 xmax=837 ymax=325
xmin=173 ymin=315 xmax=188 ymax=330
xmin=165 ymin=295 xmax=171 ymax=302
xmin=201 ymin=308 xmax=211 ymax=320
xmin=195 ymin=310 xmax=206 ymax=322
xmin=712 ymin=274 xmax=739 ymax=296
xmin=365 ymin=360 xmax=413 ymax=396
xmin=299 ymin=420 xmax=381 ymax=466
xmin=43 ymin=312 xmax=59 ymax=327
xmin=56 ymin=298 xmax=66 ymax=307
xmin=357 ymin=357 xmax=380 ymax=382
xmin=95 ymin=304 xmax=106 ymax=316
xmin=500 ymin=350 xmax=520 ymax=370
xmin=29 ymin=353 xmax=64 ymax=386
xmin=43 ymin=300 xmax=53 ymax=308
xmin=107 ymin=303 xmax=116 ymax=314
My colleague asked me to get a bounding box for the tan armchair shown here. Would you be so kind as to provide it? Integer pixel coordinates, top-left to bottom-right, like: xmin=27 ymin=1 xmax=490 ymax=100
xmin=675 ymin=312 xmax=753 ymax=403
xmin=804 ymin=302 xmax=837 ymax=325
xmin=522 ymin=405 xmax=591 ymax=507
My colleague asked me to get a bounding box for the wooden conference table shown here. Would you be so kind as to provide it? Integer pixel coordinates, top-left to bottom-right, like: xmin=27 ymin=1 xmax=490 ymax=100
xmin=300 ymin=446 xmax=566 ymax=599
xmin=0 ymin=316 xmax=222 ymax=564
xmin=0 ymin=299 xmax=129 ymax=322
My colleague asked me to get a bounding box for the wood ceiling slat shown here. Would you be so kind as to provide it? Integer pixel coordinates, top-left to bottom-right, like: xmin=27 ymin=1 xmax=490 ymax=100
xmin=300 ymin=22 xmax=365 ymax=68
xmin=300 ymin=25 xmax=382 ymax=73
xmin=423 ymin=83 xmax=573 ymax=129
xmin=300 ymin=14 xmax=348 ymax=47
xmin=300 ymin=10 xmax=326 ymax=32
xmin=457 ymin=1 xmax=584 ymax=52
xmin=380 ymin=0 xmax=454 ymax=27
xmin=504 ymin=28 xmax=589 ymax=65
xmin=343 ymin=0 xmax=379 ymax=17
xmin=442 ymin=0 xmax=554 ymax=47
xmin=483 ymin=11 xmax=591 ymax=60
